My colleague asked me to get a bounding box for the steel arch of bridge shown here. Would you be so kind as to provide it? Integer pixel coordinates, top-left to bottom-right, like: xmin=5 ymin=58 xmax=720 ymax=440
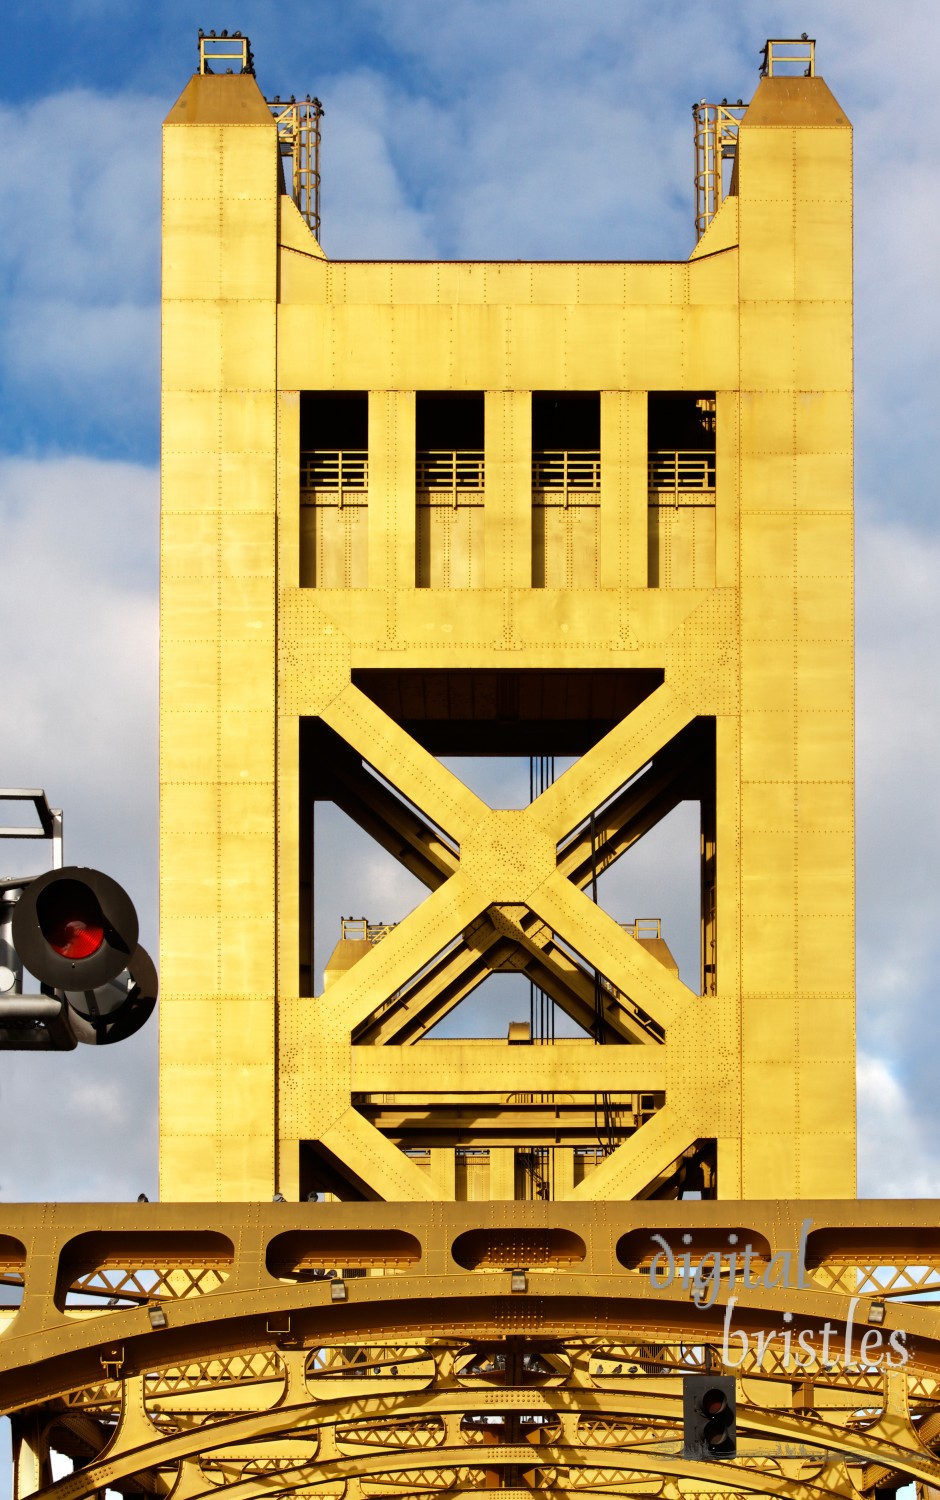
xmin=5 ymin=1202 xmax=940 ymax=1500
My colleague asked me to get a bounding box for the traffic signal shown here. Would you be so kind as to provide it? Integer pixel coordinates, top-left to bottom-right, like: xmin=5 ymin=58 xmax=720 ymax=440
xmin=7 ymin=865 xmax=157 ymax=1047
xmin=683 ymin=1375 xmax=736 ymax=1460
xmin=11 ymin=865 xmax=138 ymax=991
xmin=61 ymin=943 xmax=158 ymax=1046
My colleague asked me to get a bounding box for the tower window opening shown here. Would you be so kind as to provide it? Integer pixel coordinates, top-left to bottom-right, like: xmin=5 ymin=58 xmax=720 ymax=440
xmin=647 ymin=393 xmax=716 ymax=589
xmin=532 ymin=393 xmax=600 ymax=590
xmin=416 ymin=394 xmax=484 ymax=588
xmin=300 ymin=392 xmax=369 ymax=588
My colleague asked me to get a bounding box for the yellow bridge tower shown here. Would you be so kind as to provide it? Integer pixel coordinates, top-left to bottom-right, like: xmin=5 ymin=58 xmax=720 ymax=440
xmin=160 ymin=34 xmax=854 ymax=1207
xmin=12 ymin=37 xmax=940 ymax=1500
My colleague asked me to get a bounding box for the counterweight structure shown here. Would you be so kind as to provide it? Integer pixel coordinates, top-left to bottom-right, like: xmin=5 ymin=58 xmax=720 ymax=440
xmin=9 ymin=37 xmax=939 ymax=1500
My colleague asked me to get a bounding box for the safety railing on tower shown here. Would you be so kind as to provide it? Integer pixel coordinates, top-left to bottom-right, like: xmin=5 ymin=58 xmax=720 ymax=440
xmin=340 ymin=917 xmax=398 ymax=945
xmin=300 ymin=450 xmax=368 ymax=588
xmin=300 ymin=450 xmax=368 ymax=500
xmin=647 ymin=451 xmax=716 ymax=503
xmin=416 ymin=450 xmax=485 ymax=499
xmin=197 ymin=31 xmax=253 ymax=75
xmin=269 ymin=97 xmax=324 ymax=238
xmin=761 ymin=36 xmax=816 ymax=77
xmin=692 ymin=101 xmax=747 ymax=241
xmin=532 ymin=450 xmax=600 ymax=501
xmin=621 ymin=917 xmax=663 ymax=942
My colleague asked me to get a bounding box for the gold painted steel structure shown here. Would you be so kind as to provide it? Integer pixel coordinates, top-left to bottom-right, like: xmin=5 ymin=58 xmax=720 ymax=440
xmin=160 ymin=44 xmax=855 ymax=1209
xmin=3 ymin=36 xmax=893 ymax=1500
xmin=6 ymin=1202 xmax=940 ymax=1499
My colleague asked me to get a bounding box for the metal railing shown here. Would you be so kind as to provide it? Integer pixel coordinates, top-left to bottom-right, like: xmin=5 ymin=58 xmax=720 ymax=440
xmin=197 ymin=31 xmax=253 ymax=74
xmin=621 ymin=918 xmax=662 ymax=941
xmin=647 ymin=450 xmax=715 ymax=501
xmin=194 ymin=33 xmax=322 ymax=237
xmin=269 ymin=97 xmax=324 ymax=238
xmin=693 ymin=101 xmax=747 ymax=241
xmin=300 ymin=450 xmax=368 ymax=498
xmin=532 ymin=451 xmax=600 ymax=499
xmin=761 ymin=36 xmax=815 ymax=77
xmin=416 ymin=450 xmax=484 ymax=499
xmin=692 ymin=39 xmax=816 ymax=239
xmin=340 ymin=917 xmax=397 ymax=945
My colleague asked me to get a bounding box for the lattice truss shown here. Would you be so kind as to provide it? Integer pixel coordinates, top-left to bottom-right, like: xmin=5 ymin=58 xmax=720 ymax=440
xmin=5 ymin=1206 xmax=940 ymax=1500
xmin=13 ymin=1335 xmax=940 ymax=1500
xmin=284 ymin=665 xmax=727 ymax=1204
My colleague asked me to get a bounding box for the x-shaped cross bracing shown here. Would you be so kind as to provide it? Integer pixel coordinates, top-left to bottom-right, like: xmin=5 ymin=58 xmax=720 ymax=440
xmin=283 ymin=679 xmax=734 ymax=1202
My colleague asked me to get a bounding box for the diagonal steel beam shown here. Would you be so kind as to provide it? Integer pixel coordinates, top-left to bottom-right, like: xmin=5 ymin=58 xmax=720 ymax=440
xmin=532 ymin=684 xmax=697 ymax=845
xmin=556 ymin=720 xmax=710 ymax=889
xmin=323 ymin=685 xmax=489 ymax=847
xmin=531 ymin=872 xmax=693 ymax=1033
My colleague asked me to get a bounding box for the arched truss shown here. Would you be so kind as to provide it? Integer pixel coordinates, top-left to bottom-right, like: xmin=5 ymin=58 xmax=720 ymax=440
xmin=5 ymin=1202 xmax=940 ymax=1500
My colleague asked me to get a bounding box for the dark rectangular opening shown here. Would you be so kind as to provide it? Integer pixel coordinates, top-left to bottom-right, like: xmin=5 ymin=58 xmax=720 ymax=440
xmin=532 ymin=392 xmax=600 ymax=450
xmin=647 ymin=394 xmax=716 ymax=590
xmin=647 ymin=392 xmax=715 ymax=451
xmin=416 ymin=392 xmax=484 ymax=449
xmin=416 ymin=394 xmax=485 ymax=589
xmin=299 ymin=394 xmax=369 ymax=589
xmin=300 ymin=391 xmax=368 ymax=450
xmin=531 ymin=395 xmax=601 ymax=589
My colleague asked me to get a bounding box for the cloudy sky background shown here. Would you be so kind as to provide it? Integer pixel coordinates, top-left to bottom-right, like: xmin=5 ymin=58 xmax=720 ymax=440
xmin=0 ymin=0 xmax=939 ymax=1214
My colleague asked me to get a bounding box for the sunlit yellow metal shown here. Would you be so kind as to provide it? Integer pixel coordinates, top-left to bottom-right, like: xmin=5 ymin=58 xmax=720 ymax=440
xmin=693 ymin=102 xmax=746 ymax=239
xmin=159 ymin=51 xmax=855 ymax=1209
xmin=1 ymin=37 xmax=876 ymax=1500
xmin=762 ymin=38 xmax=817 ymax=78
xmin=5 ymin=1203 xmax=940 ymax=1500
xmin=269 ymin=96 xmax=323 ymax=237
xmin=197 ymin=32 xmax=251 ymax=75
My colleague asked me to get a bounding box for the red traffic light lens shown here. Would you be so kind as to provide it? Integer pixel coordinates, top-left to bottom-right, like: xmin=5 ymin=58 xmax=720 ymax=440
xmin=37 ymin=880 xmax=105 ymax=960
xmin=49 ymin=917 xmax=105 ymax=959
xmin=701 ymin=1388 xmax=727 ymax=1416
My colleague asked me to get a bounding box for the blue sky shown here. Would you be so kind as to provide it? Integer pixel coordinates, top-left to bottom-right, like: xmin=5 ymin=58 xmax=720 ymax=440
xmin=0 ymin=0 xmax=939 ymax=1213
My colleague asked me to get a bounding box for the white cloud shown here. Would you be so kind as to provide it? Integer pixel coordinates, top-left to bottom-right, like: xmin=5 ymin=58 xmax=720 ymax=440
xmin=0 ymin=89 xmax=160 ymax=303
xmin=0 ymin=455 xmax=158 ymax=893
xmin=856 ymin=513 xmax=940 ymax=1077
xmin=0 ymin=89 xmax=161 ymax=444
xmin=0 ymin=455 xmax=159 ymax=1205
xmin=319 ymin=71 xmax=436 ymax=258
xmin=857 ymin=1053 xmax=940 ymax=1197
xmin=0 ymin=1034 xmax=157 ymax=1201
xmin=66 ymin=1079 xmax=129 ymax=1126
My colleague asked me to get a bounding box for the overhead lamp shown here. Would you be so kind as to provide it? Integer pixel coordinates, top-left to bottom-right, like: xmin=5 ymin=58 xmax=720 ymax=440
xmin=868 ymin=1299 xmax=886 ymax=1326
xmin=147 ymin=1303 xmax=168 ymax=1330
xmin=331 ymin=1279 xmax=347 ymax=1301
xmin=510 ymin=1269 xmax=528 ymax=1293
